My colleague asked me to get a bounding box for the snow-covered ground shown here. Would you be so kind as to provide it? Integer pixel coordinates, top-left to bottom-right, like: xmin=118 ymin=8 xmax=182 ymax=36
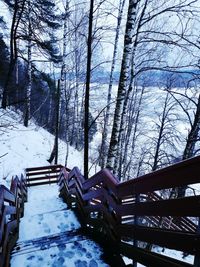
xmin=0 ymin=108 xmax=84 ymax=187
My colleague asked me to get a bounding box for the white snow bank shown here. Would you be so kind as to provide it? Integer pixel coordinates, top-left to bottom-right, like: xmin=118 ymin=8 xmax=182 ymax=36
xmin=0 ymin=108 xmax=83 ymax=187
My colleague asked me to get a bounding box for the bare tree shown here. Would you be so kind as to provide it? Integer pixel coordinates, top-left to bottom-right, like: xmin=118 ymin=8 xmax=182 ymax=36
xmin=84 ymin=0 xmax=94 ymax=179
xmin=107 ymin=0 xmax=139 ymax=171
xmin=168 ymin=86 xmax=200 ymax=197
xmin=24 ymin=0 xmax=32 ymax=127
xmin=99 ymin=0 xmax=126 ymax=169
xmin=47 ymin=80 xmax=60 ymax=164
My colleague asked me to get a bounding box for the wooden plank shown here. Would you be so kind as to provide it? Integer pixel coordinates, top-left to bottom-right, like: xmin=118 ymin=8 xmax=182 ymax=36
xmin=4 ymin=206 xmax=16 ymax=216
xmin=68 ymin=167 xmax=85 ymax=184
xmin=118 ymin=195 xmax=200 ymax=217
xmin=118 ymin=224 xmax=200 ymax=254
xmin=26 ymin=164 xmax=63 ymax=172
xmin=83 ymin=169 xmax=118 ymax=194
xmin=120 ymin=242 xmax=192 ymax=267
xmin=117 ymin=155 xmax=200 ymax=196
xmin=1 ymin=186 xmax=15 ymax=203
xmin=82 ymin=188 xmax=105 ymax=201
xmin=27 ymin=175 xmax=58 ymax=182
xmin=27 ymin=170 xmax=60 ymax=176
xmin=27 ymin=180 xmax=58 ymax=187
xmin=26 ymin=164 xmax=63 ymax=171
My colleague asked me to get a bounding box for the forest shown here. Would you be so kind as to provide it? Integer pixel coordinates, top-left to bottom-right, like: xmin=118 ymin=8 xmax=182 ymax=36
xmin=0 ymin=0 xmax=200 ymax=198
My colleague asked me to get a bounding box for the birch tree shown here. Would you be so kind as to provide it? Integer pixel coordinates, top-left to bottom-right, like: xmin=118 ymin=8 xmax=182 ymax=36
xmin=107 ymin=0 xmax=139 ymax=171
xmin=114 ymin=0 xmax=148 ymax=176
xmin=99 ymin=0 xmax=126 ymax=169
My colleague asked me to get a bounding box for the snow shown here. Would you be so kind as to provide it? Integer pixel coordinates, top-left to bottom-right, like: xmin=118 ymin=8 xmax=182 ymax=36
xmin=17 ymin=185 xmax=80 ymax=241
xmin=11 ymin=184 xmax=108 ymax=267
xmin=0 ymin=108 xmax=83 ymax=187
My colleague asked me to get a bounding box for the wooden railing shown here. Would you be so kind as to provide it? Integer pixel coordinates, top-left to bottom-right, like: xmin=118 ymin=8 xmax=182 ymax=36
xmin=58 ymin=155 xmax=200 ymax=267
xmin=0 ymin=174 xmax=27 ymax=267
xmin=26 ymin=165 xmax=69 ymax=186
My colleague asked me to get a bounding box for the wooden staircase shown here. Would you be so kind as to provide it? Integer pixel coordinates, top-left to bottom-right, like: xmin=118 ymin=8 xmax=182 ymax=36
xmin=58 ymin=156 xmax=200 ymax=267
xmin=1 ymin=155 xmax=200 ymax=266
xmin=9 ymin=184 xmax=110 ymax=267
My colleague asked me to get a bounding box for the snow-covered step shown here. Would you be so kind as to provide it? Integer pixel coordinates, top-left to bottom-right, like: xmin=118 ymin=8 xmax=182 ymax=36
xmin=11 ymin=230 xmax=85 ymax=255
xmin=10 ymin=184 xmax=109 ymax=267
xmin=16 ymin=184 xmax=80 ymax=242
xmin=11 ymin=237 xmax=108 ymax=267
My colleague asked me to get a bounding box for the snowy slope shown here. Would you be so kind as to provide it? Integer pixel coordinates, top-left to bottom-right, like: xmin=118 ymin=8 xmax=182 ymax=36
xmin=0 ymin=108 xmax=83 ymax=187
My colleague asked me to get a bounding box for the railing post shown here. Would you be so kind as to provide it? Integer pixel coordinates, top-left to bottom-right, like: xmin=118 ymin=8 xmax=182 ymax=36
xmin=194 ymin=217 xmax=200 ymax=267
xmin=133 ymin=193 xmax=140 ymax=267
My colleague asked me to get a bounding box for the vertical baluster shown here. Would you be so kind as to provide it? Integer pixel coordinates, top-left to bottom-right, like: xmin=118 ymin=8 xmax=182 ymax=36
xmin=133 ymin=193 xmax=140 ymax=267
xmin=194 ymin=217 xmax=200 ymax=267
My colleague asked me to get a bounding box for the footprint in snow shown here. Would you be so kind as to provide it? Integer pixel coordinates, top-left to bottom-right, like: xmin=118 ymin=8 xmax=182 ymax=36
xmin=27 ymin=255 xmax=35 ymax=261
xmin=75 ymin=260 xmax=87 ymax=267
xmin=38 ymin=256 xmax=43 ymax=261
xmin=52 ymin=257 xmax=65 ymax=267
xmin=38 ymin=214 xmax=43 ymax=220
xmin=86 ymin=252 xmax=92 ymax=259
xmin=58 ymin=244 xmax=66 ymax=251
xmin=44 ymin=228 xmax=51 ymax=234
xmin=64 ymin=212 xmax=68 ymax=217
xmin=42 ymin=222 xmax=49 ymax=228
xmin=57 ymin=223 xmax=68 ymax=231
xmin=64 ymin=251 xmax=75 ymax=259
xmin=89 ymin=259 xmax=98 ymax=267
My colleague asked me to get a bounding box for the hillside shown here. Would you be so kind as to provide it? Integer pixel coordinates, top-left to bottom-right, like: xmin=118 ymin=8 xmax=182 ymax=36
xmin=0 ymin=108 xmax=83 ymax=187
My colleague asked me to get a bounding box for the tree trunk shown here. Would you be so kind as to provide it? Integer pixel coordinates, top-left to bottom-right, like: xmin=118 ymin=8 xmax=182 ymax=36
xmin=24 ymin=0 xmax=32 ymax=127
xmin=2 ymin=0 xmax=26 ymax=108
xmin=151 ymin=93 xmax=170 ymax=172
xmin=99 ymin=0 xmax=126 ymax=169
xmin=114 ymin=0 xmax=148 ymax=177
xmin=123 ymin=85 xmax=145 ymax=180
xmin=177 ymin=93 xmax=200 ymax=197
xmin=84 ymin=0 xmax=94 ymax=179
xmin=47 ymin=80 xmax=60 ymax=164
xmin=107 ymin=0 xmax=138 ymax=171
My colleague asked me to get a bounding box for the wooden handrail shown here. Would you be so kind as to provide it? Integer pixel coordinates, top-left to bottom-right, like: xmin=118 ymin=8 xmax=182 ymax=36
xmin=117 ymin=155 xmax=200 ymax=195
xmin=59 ymin=155 xmax=200 ymax=267
xmin=26 ymin=164 xmax=67 ymax=186
xmin=0 ymin=175 xmax=27 ymax=267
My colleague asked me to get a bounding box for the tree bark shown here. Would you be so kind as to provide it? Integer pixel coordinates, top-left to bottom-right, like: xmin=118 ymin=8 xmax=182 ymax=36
xmin=100 ymin=0 xmax=126 ymax=169
xmin=107 ymin=0 xmax=138 ymax=171
xmin=84 ymin=0 xmax=94 ymax=179
xmin=47 ymin=80 xmax=60 ymax=164
xmin=24 ymin=0 xmax=32 ymax=127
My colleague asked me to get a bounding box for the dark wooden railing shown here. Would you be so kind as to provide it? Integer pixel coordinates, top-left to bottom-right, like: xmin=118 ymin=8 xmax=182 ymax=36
xmin=58 ymin=155 xmax=200 ymax=267
xmin=26 ymin=164 xmax=69 ymax=186
xmin=0 ymin=174 xmax=27 ymax=267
